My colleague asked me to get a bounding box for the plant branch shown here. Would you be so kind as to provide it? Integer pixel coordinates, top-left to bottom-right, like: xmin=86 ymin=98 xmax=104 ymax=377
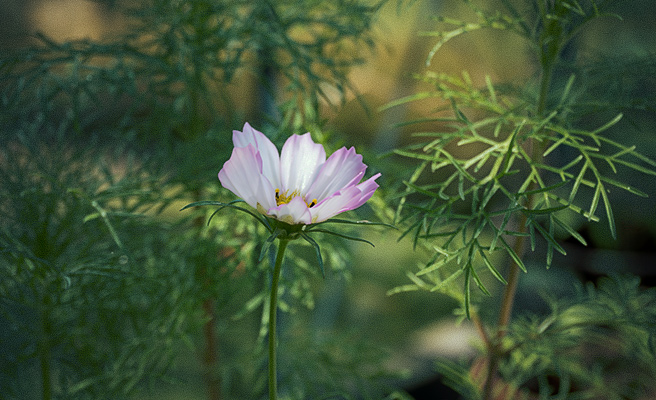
xmin=482 ymin=38 xmax=557 ymax=398
xmin=483 ymin=213 xmax=528 ymax=400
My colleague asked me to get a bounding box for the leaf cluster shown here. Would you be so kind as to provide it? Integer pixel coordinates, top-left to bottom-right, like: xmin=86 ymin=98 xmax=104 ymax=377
xmin=0 ymin=0 xmax=381 ymax=148
xmin=386 ymin=0 xmax=656 ymax=317
xmin=0 ymin=0 xmax=389 ymax=397
xmin=432 ymin=276 xmax=656 ymax=400
xmin=0 ymin=138 xmax=193 ymax=398
xmin=390 ymin=71 xmax=655 ymax=315
xmin=421 ymin=0 xmax=622 ymax=66
xmin=498 ymin=275 xmax=656 ymax=399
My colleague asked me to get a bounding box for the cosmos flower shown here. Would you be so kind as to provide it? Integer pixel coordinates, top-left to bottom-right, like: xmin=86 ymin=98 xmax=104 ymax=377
xmin=218 ymin=123 xmax=380 ymax=225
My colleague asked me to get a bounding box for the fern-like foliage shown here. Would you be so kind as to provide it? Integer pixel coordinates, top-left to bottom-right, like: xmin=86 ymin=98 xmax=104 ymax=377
xmin=433 ymin=275 xmax=656 ymax=400
xmin=0 ymin=0 xmax=381 ymax=147
xmin=386 ymin=0 xmax=656 ymax=316
xmin=0 ymin=0 xmax=389 ymax=398
xmin=500 ymin=275 xmax=656 ymax=399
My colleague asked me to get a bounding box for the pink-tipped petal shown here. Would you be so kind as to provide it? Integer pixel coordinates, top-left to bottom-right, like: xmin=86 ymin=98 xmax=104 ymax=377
xmin=232 ymin=123 xmax=281 ymax=188
xmin=309 ymin=173 xmax=380 ymax=223
xmin=280 ymin=133 xmax=326 ymax=195
xmin=306 ymin=147 xmax=367 ymax=202
xmin=267 ymin=196 xmax=313 ymax=225
xmin=218 ymin=145 xmax=276 ymax=211
xmin=309 ymin=186 xmax=362 ymax=223
xmin=347 ymin=173 xmax=381 ymax=210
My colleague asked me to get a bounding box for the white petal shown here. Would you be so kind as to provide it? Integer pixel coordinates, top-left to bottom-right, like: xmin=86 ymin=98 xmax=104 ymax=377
xmin=218 ymin=145 xmax=276 ymax=211
xmin=305 ymin=146 xmax=366 ymax=202
xmin=232 ymin=122 xmax=281 ymax=188
xmin=267 ymin=196 xmax=313 ymax=225
xmin=280 ymin=133 xmax=326 ymax=195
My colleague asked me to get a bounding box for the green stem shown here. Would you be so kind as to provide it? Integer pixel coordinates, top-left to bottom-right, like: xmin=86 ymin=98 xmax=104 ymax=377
xmin=268 ymin=239 xmax=289 ymax=400
xmin=536 ymin=63 xmax=554 ymax=118
xmin=39 ymin=297 xmax=52 ymax=400
xmin=40 ymin=340 xmax=51 ymax=400
xmin=483 ymin=213 xmax=528 ymax=400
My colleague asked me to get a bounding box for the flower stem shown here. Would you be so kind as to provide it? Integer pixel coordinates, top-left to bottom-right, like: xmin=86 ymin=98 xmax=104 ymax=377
xmin=268 ymin=239 xmax=289 ymax=400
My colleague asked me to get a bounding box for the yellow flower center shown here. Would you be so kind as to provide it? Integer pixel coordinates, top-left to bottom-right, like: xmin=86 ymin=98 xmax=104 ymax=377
xmin=275 ymin=188 xmax=317 ymax=208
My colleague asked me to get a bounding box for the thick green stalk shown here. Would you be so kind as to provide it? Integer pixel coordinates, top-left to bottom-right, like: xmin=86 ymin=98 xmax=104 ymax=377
xmin=268 ymin=239 xmax=289 ymax=400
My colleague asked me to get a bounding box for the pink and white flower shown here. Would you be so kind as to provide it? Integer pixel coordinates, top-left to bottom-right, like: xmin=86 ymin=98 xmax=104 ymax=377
xmin=218 ymin=123 xmax=380 ymax=225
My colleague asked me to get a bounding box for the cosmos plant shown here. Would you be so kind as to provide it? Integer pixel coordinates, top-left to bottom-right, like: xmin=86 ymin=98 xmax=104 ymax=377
xmin=184 ymin=123 xmax=384 ymax=399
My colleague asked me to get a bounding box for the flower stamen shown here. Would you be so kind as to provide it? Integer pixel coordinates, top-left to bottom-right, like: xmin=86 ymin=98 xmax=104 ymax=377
xmin=275 ymin=188 xmax=317 ymax=208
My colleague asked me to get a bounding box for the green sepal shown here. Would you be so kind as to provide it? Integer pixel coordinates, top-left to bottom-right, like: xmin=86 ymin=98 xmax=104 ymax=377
xmin=180 ymin=200 xmax=272 ymax=232
xmin=306 ymin=228 xmax=375 ymax=248
xmin=299 ymin=231 xmax=324 ymax=278
xmin=259 ymin=229 xmax=283 ymax=264
xmin=310 ymin=218 xmax=396 ymax=230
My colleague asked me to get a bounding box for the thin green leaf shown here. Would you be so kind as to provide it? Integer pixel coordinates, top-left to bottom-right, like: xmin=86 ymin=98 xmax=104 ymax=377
xmin=478 ymin=246 xmax=507 ymax=284
xmin=599 ymin=175 xmax=648 ymax=197
xmin=500 ymin=236 xmax=527 ymax=272
xmin=408 ymin=269 xmax=432 ymax=288
xmin=311 ymin=218 xmax=396 ymax=229
xmin=600 ymin=184 xmax=616 ymax=239
xmin=180 ymin=200 xmax=238 ymax=210
xmin=469 ymin=264 xmax=490 ymax=296
xmin=590 ymin=113 xmax=623 ymax=136
xmin=485 ymin=74 xmax=497 ymax=103
xmin=259 ymin=229 xmax=282 ymax=263
xmin=597 ymin=157 xmax=656 ymax=176
xmin=498 ymin=122 xmax=523 ymax=177
xmin=517 ymin=180 xmax=568 ymax=197
xmin=90 ymin=200 xmax=124 ymax=250
xmin=588 ymin=184 xmax=601 ymax=222
xmin=547 ymin=192 xmax=600 ymax=221
xmin=417 ymin=252 xmax=458 ymax=276
xmin=182 ymin=200 xmax=272 ymax=231
xmin=522 ymin=204 xmax=569 ymax=215
xmin=553 ymin=215 xmax=587 ymax=246
xmin=430 ymin=269 xmax=464 ymax=292
xmin=387 ymin=284 xmax=421 ymax=296
xmin=529 ymin=218 xmax=566 ymax=256
xmin=300 ymin=231 xmax=324 ymax=277
xmin=479 ymin=182 xmax=500 ymax=210
xmin=308 ymin=228 xmax=375 ymax=247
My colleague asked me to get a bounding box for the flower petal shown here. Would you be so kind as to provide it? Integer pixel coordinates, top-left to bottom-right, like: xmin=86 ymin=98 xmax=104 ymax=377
xmin=267 ymin=196 xmax=313 ymax=225
xmin=305 ymin=147 xmax=366 ymax=202
xmin=347 ymin=173 xmax=381 ymax=210
xmin=232 ymin=122 xmax=281 ymax=188
xmin=280 ymin=133 xmax=326 ymax=195
xmin=218 ymin=145 xmax=276 ymax=211
xmin=309 ymin=173 xmax=380 ymax=223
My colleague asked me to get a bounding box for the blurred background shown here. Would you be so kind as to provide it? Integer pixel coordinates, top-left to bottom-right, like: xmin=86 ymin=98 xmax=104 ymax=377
xmin=1 ymin=0 xmax=655 ymax=399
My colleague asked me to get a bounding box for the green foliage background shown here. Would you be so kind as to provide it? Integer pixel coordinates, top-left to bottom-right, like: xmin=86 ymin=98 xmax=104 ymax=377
xmin=1 ymin=0 xmax=656 ymax=399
